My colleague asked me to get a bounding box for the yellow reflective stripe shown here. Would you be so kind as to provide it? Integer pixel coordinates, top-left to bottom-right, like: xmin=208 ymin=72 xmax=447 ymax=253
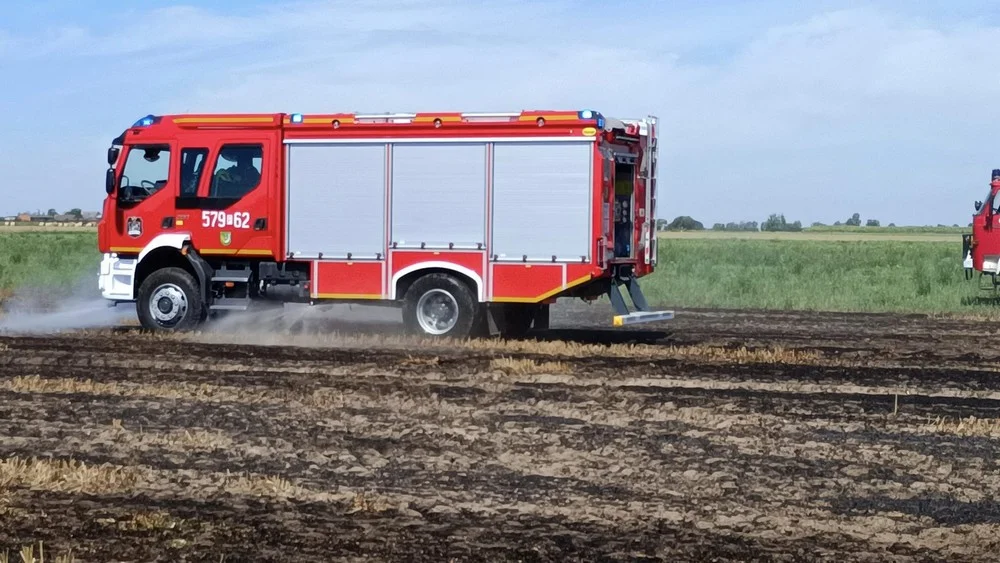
xmin=491 ymin=275 xmax=592 ymax=303
xmin=173 ymin=117 xmax=274 ymax=124
xmin=518 ymin=114 xmax=579 ymax=122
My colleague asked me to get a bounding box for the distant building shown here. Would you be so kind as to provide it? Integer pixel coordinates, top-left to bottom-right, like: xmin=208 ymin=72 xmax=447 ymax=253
xmin=16 ymin=213 xmax=30 ymax=222
xmin=81 ymin=211 xmax=102 ymax=220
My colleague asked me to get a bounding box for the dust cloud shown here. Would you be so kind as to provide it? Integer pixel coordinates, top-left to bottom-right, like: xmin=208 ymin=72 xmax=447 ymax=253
xmin=0 ymin=278 xmax=133 ymax=335
xmin=200 ymin=302 xmax=405 ymax=343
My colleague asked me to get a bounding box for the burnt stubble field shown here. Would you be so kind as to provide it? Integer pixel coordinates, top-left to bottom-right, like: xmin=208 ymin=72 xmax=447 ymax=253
xmin=1 ymin=306 xmax=999 ymax=562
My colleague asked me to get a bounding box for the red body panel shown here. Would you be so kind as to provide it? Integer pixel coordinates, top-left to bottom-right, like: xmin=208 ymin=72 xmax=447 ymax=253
xmin=390 ymin=250 xmax=486 ymax=298
xmin=99 ymin=110 xmax=655 ymax=305
xmin=971 ymin=179 xmax=1000 ymax=271
xmin=490 ymin=263 xmax=597 ymax=303
xmin=312 ymin=261 xmax=384 ymax=299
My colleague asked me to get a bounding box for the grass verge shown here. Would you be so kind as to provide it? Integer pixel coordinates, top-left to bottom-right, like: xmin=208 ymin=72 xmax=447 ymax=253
xmin=645 ymin=238 xmax=983 ymax=314
xmin=0 ymin=232 xmax=98 ymax=298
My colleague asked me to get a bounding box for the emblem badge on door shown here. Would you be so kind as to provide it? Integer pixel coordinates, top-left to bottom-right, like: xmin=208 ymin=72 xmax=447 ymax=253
xmin=126 ymin=217 xmax=142 ymax=238
xmin=220 ymin=231 xmax=232 ymax=246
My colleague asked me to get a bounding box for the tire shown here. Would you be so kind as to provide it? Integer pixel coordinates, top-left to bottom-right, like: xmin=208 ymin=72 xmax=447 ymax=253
xmin=136 ymin=267 xmax=205 ymax=332
xmin=402 ymin=273 xmax=478 ymax=338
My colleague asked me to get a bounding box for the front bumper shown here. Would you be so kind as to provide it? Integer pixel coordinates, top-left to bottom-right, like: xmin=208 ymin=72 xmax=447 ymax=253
xmin=98 ymin=253 xmax=137 ymax=302
xmin=963 ymin=234 xmax=974 ymax=270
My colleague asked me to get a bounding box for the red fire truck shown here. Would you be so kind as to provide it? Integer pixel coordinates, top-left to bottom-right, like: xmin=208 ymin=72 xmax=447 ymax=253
xmin=964 ymin=169 xmax=1000 ymax=286
xmin=97 ymin=109 xmax=673 ymax=338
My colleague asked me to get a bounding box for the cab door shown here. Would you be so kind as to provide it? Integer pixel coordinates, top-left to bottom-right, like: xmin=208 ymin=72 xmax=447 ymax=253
xmin=109 ymin=141 xmax=178 ymax=254
xmin=177 ymin=131 xmax=280 ymax=259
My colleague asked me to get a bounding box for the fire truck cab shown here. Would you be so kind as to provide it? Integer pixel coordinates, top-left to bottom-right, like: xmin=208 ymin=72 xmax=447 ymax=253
xmin=964 ymin=169 xmax=1000 ymax=286
xmin=97 ymin=109 xmax=673 ymax=338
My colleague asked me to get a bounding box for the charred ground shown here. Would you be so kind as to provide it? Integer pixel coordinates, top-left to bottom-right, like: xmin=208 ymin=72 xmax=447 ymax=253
xmin=1 ymin=307 xmax=999 ymax=561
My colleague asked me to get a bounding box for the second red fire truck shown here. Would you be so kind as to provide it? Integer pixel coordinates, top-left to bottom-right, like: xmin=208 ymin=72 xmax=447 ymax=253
xmin=97 ymin=108 xmax=673 ymax=338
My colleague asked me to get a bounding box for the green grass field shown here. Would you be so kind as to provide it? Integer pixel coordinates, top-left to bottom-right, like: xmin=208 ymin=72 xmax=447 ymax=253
xmin=658 ymin=231 xmax=959 ymax=243
xmin=0 ymin=232 xmax=100 ymax=298
xmin=644 ymin=237 xmax=981 ymax=313
xmin=803 ymin=225 xmax=968 ymax=235
xmin=0 ymin=231 xmax=991 ymax=315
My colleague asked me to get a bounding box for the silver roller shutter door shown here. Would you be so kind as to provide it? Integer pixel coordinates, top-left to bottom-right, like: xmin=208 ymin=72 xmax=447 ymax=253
xmin=491 ymin=141 xmax=592 ymax=262
xmin=286 ymin=144 xmax=385 ymax=259
xmin=391 ymin=143 xmax=486 ymax=249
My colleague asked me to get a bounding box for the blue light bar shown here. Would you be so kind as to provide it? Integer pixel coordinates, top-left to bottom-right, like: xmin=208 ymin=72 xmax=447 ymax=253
xmin=132 ymin=114 xmax=158 ymax=127
xmin=290 ymin=113 xmax=304 ymax=124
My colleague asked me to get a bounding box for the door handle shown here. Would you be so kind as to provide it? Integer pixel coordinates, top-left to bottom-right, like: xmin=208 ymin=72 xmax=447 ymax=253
xmin=254 ymin=218 xmax=267 ymax=231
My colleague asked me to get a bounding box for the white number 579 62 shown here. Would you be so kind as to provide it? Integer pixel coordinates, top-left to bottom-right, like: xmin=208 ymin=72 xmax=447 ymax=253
xmin=201 ymin=211 xmax=250 ymax=229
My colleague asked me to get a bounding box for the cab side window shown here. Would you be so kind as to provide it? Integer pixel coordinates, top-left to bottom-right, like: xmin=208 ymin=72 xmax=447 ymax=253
xmin=120 ymin=145 xmax=170 ymax=201
xmin=180 ymin=148 xmax=209 ymax=197
xmin=210 ymin=144 xmax=263 ymax=199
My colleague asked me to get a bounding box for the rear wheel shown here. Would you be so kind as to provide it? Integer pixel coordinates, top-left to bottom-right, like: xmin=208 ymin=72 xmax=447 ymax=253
xmin=136 ymin=267 xmax=204 ymax=332
xmin=402 ymin=274 xmax=478 ymax=338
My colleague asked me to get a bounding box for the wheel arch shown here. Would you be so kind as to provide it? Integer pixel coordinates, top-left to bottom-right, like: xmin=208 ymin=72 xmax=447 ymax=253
xmin=392 ymin=262 xmax=483 ymax=302
xmin=134 ymin=248 xmax=198 ymax=300
xmin=133 ymin=234 xmax=209 ymax=301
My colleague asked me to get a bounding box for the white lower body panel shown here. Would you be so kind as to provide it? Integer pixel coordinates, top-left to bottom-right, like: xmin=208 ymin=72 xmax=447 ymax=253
xmin=98 ymin=253 xmax=137 ymax=302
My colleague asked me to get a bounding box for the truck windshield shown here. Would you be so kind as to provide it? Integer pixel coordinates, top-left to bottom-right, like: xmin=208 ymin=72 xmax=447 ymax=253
xmin=120 ymin=146 xmax=170 ymax=202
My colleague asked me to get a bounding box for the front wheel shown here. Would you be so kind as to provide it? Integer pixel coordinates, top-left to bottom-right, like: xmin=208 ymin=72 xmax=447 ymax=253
xmin=402 ymin=273 xmax=478 ymax=338
xmin=136 ymin=267 xmax=204 ymax=332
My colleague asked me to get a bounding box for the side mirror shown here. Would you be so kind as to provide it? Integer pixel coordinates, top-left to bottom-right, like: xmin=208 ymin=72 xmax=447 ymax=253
xmin=107 ymin=147 xmax=120 ymax=166
xmin=976 ymin=200 xmax=983 ymax=211
xmin=105 ymin=168 xmax=116 ymax=194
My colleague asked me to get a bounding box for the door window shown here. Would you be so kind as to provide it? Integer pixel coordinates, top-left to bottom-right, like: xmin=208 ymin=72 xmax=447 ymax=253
xmin=120 ymin=145 xmax=170 ymax=202
xmin=180 ymin=148 xmax=209 ymax=197
xmin=210 ymin=144 xmax=263 ymax=199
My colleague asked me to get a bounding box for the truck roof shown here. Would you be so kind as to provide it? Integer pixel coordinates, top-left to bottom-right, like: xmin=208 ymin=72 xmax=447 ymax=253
xmin=116 ymin=110 xmax=653 ymax=144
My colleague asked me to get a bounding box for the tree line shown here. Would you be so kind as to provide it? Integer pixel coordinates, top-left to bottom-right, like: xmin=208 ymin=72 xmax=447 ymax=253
xmin=656 ymin=213 xmax=891 ymax=232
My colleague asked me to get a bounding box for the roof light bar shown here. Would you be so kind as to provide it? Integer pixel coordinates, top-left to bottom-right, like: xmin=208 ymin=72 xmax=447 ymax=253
xmin=290 ymin=113 xmax=304 ymax=124
xmin=132 ymin=114 xmax=159 ymax=127
xmin=578 ymin=109 xmax=605 ymax=128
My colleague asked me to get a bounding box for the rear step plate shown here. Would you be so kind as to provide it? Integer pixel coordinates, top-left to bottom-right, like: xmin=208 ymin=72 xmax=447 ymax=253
xmin=212 ymin=274 xmax=252 ymax=283
xmin=210 ymin=298 xmax=251 ymax=311
xmin=613 ymin=310 xmax=675 ymax=327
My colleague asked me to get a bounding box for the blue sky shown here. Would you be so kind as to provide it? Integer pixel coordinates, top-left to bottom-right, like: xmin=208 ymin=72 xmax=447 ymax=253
xmin=2 ymin=0 xmax=1000 ymax=226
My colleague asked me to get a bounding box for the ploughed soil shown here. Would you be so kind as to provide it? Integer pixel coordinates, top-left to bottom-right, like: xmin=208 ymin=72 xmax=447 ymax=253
xmin=1 ymin=306 xmax=1000 ymax=561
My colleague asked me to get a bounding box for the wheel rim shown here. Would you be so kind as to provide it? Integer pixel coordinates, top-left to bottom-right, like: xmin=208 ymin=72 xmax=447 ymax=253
xmin=416 ymin=289 xmax=459 ymax=335
xmin=148 ymin=283 xmax=188 ymax=327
